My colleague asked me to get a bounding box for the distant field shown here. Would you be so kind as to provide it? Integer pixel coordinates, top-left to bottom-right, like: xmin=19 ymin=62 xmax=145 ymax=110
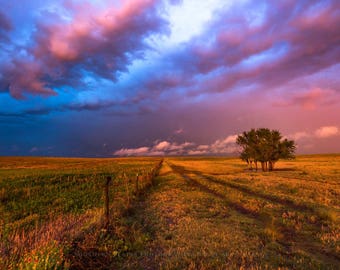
xmin=0 ymin=155 xmax=339 ymax=269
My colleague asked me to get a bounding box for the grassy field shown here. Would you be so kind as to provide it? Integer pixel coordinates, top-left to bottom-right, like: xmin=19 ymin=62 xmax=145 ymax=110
xmin=0 ymin=157 xmax=162 ymax=269
xmin=0 ymin=155 xmax=339 ymax=269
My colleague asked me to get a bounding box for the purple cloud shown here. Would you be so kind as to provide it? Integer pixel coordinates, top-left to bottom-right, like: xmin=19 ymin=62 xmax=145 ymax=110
xmin=273 ymin=88 xmax=340 ymax=109
xmin=136 ymin=0 xmax=340 ymax=99
xmin=0 ymin=0 xmax=169 ymax=98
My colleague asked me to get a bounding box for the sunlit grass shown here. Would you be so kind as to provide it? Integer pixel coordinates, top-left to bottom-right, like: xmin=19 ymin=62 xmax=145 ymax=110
xmin=154 ymin=155 xmax=339 ymax=269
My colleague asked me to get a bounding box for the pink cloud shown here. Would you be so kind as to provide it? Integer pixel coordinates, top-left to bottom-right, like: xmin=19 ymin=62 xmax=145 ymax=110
xmin=6 ymin=60 xmax=56 ymax=99
xmin=274 ymin=88 xmax=339 ymax=110
xmin=176 ymin=0 xmax=340 ymax=97
xmin=315 ymin=126 xmax=339 ymax=138
xmin=174 ymin=128 xmax=184 ymax=134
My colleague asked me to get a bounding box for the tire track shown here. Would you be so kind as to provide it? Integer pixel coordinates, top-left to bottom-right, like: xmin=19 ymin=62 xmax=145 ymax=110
xmin=167 ymin=161 xmax=259 ymax=218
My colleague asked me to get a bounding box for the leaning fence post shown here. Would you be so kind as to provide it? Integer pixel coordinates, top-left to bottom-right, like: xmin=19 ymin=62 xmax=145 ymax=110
xmin=104 ymin=176 xmax=112 ymax=230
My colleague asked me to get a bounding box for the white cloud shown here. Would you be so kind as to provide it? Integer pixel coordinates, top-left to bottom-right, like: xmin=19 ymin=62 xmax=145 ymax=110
xmin=222 ymin=134 xmax=238 ymax=144
xmin=197 ymin=144 xmax=209 ymax=150
xmin=165 ymin=0 xmax=229 ymax=45
xmin=209 ymin=135 xmax=238 ymax=153
xmin=315 ymin=126 xmax=339 ymax=138
xmin=114 ymin=147 xmax=149 ymax=156
xmin=169 ymin=142 xmax=194 ymax=151
xmin=154 ymin=141 xmax=171 ymax=151
xmin=187 ymin=150 xmax=208 ymax=155
xmin=288 ymin=126 xmax=340 ymax=141
xmin=289 ymin=131 xmax=310 ymax=141
xmin=113 ymin=134 xmax=239 ymax=156
xmin=114 ymin=126 xmax=340 ymax=156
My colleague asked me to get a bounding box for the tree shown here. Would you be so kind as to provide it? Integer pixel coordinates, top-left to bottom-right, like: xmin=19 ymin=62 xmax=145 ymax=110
xmin=236 ymin=129 xmax=259 ymax=170
xmin=236 ymin=128 xmax=296 ymax=172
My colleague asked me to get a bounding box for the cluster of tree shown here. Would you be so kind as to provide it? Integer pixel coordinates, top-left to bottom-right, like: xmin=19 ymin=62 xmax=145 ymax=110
xmin=236 ymin=128 xmax=296 ymax=172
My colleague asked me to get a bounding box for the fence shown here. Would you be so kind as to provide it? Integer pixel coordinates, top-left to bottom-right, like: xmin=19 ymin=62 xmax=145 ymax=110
xmin=104 ymin=159 xmax=163 ymax=229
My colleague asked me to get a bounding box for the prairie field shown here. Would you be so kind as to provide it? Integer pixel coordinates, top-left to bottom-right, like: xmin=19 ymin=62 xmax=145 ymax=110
xmin=0 ymin=155 xmax=339 ymax=269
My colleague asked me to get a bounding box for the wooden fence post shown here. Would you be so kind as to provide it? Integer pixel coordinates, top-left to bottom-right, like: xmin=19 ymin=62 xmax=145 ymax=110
xmin=104 ymin=176 xmax=112 ymax=230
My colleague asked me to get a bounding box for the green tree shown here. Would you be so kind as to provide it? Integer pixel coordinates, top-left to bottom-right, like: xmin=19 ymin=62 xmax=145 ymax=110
xmin=236 ymin=128 xmax=296 ymax=172
xmin=236 ymin=129 xmax=258 ymax=170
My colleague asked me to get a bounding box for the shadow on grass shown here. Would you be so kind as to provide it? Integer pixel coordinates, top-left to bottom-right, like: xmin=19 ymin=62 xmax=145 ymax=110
xmin=167 ymin=162 xmax=259 ymax=218
xmin=174 ymin=165 xmax=324 ymax=217
xmin=273 ymin=168 xmax=298 ymax=172
xmin=68 ymin=244 xmax=114 ymax=270
xmin=167 ymin=162 xmax=340 ymax=266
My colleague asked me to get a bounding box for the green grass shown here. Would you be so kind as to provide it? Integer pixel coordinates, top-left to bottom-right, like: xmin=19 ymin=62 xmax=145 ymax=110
xmin=0 ymin=157 xmax=162 ymax=269
xmin=0 ymin=155 xmax=339 ymax=269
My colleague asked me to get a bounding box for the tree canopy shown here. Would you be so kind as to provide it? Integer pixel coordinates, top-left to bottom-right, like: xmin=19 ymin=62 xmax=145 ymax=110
xmin=236 ymin=128 xmax=296 ymax=172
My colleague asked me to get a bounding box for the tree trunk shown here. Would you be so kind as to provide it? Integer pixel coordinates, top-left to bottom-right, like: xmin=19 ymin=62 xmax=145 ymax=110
xmin=268 ymin=161 xmax=273 ymax=171
xmin=261 ymin=162 xmax=265 ymax=172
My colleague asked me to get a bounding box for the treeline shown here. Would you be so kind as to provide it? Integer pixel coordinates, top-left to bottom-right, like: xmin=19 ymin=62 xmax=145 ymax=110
xmin=236 ymin=128 xmax=296 ymax=172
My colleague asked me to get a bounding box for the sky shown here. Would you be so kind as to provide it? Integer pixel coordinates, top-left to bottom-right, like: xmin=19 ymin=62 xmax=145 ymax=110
xmin=0 ymin=0 xmax=339 ymax=157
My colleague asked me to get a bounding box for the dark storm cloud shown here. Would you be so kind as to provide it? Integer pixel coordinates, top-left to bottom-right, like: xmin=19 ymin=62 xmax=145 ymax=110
xmin=0 ymin=0 xmax=169 ymax=98
xmin=0 ymin=10 xmax=12 ymax=61
xmin=0 ymin=10 xmax=12 ymax=34
xmin=0 ymin=95 xmax=154 ymax=117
